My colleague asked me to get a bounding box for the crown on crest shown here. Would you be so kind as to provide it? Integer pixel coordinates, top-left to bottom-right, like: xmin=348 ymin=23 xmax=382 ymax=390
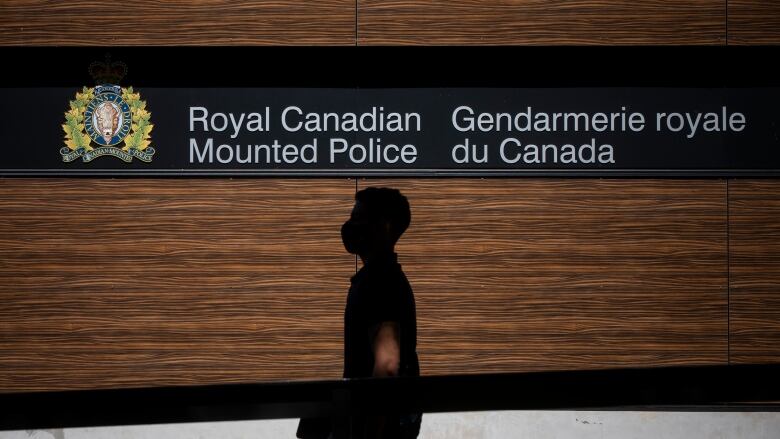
xmin=88 ymin=54 xmax=127 ymax=85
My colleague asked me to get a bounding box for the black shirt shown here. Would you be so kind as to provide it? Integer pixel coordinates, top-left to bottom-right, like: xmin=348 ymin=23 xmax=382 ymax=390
xmin=344 ymin=252 xmax=419 ymax=379
xmin=344 ymin=252 xmax=422 ymax=438
xmin=297 ymin=252 xmax=421 ymax=439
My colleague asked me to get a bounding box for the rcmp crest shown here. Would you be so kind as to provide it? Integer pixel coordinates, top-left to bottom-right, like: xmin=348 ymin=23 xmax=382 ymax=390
xmin=61 ymin=55 xmax=155 ymax=163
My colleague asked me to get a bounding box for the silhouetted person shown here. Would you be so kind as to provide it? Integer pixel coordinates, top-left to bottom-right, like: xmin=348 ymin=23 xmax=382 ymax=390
xmin=340 ymin=187 xmax=421 ymax=439
xmin=297 ymin=187 xmax=421 ymax=439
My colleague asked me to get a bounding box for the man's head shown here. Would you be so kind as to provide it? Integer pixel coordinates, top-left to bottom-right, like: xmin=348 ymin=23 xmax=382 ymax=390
xmin=341 ymin=187 xmax=411 ymax=256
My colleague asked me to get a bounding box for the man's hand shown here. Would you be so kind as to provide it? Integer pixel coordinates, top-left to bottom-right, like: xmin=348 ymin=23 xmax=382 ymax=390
xmin=367 ymin=321 xmax=401 ymax=438
xmin=371 ymin=321 xmax=400 ymax=377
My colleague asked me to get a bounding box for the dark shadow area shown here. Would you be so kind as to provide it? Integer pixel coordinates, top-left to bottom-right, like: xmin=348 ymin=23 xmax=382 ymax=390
xmin=3 ymin=364 xmax=780 ymax=433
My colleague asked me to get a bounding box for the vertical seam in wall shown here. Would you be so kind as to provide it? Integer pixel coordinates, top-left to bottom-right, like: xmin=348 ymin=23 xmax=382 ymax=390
xmin=725 ymin=0 xmax=729 ymax=45
xmin=355 ymin=0 xmax=359 ymax=46
xmin=727 ymin=178 xmax=731 ymax=365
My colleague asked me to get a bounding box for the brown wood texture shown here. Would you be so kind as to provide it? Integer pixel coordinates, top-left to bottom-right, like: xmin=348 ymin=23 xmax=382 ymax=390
xmin=0 ymin=178 xmax=355 ymax=392
xmin=357 ymin=0 xmax=726 ymax=45
xmin=0 ymin=1 xmax=355 ymax=46
xmin=359 ymin=179 xmax=728 ymax=375
xmin=0 ymin=177 xmax=734 ymax=392
xmin=728 ymin=0 xmax=780 ymax=45
xmin=729 ymin=180 xmax=780 ymax=363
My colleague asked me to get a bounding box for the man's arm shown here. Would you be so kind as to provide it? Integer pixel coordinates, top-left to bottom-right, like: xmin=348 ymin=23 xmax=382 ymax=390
xmin=371 ymin=321 xmax=400 ymax=377
xmin=367 ymin=321 xmax=400 ymax=438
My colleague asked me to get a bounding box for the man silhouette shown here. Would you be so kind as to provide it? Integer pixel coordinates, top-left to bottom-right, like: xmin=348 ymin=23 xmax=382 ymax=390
xmin=298 ymin=187 xmax=420 ymax=439
xmin=340 ymin=187 xmax=421 ymax=439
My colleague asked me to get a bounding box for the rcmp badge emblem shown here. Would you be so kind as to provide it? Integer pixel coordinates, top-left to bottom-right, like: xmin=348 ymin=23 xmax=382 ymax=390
xmin=61 ymin=55 xmax=155 ymax=163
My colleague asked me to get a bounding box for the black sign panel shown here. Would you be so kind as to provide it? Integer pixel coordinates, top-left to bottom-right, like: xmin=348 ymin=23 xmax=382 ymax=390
xmin=1 ymin=47 xmax=779 ymax=177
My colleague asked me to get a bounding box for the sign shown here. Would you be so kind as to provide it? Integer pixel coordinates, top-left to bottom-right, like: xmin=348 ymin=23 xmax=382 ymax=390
xmin=1 ymin=86 xmax=779 ymax=176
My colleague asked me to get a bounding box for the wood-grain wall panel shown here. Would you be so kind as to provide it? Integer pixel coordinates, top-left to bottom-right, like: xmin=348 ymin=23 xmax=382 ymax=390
xmin=728 ymin=1 xmax=780 ymax=45
xmin=359 ymin=179 xmax=728 ymax=376
xmin=0 ymin=1 xmax=355 ymax=46
xmin=0 ymin=178 xmax=355 ymax=392
xmin=357 ymin=0 xmax=725 ymax=45
xmin=729 ymin=179 xmax=780 ymax=363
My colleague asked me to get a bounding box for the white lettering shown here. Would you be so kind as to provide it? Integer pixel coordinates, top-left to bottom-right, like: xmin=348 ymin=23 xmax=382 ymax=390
xmin=190 ymin=137 xmax=213 ymax=163
xmin=189 ymin=107 xmax=208 ymax=132
xmin=282 ymin=106 xmax=303 ymax=132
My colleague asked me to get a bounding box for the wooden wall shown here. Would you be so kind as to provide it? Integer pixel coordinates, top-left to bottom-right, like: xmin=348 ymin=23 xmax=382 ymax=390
xmin=0 ymin=179 xmax=355 ymax=391
xmin=357 ymin=0 xmax=725 ymax=45
xmin=1 ymin=0 xmax=779 ymax=45
xmin=361 ymin=179 xmax=728 ymax=375
xmin=729 ymin=180 xmax=780 ymax=364
xmin=1 ymin=0 xmax=779 ymax=393
xmin=728 ymin=0 xmax=780 ymax=45
xmin=0 ymin=1 xmax=356 ymax=46
xmin=0 ymin=177 xmax=735 ymax=392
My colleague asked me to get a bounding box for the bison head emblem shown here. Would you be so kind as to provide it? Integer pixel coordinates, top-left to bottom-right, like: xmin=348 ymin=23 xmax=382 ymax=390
xmin=95 ymin=102 xmax=120 ymax=144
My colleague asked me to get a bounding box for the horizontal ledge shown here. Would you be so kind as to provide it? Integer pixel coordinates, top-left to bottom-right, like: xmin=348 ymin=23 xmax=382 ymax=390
xmin=2 ymin=169 xmax=780 ymax=178
xmin=1 ymin=363 xmax=779 ymax=431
